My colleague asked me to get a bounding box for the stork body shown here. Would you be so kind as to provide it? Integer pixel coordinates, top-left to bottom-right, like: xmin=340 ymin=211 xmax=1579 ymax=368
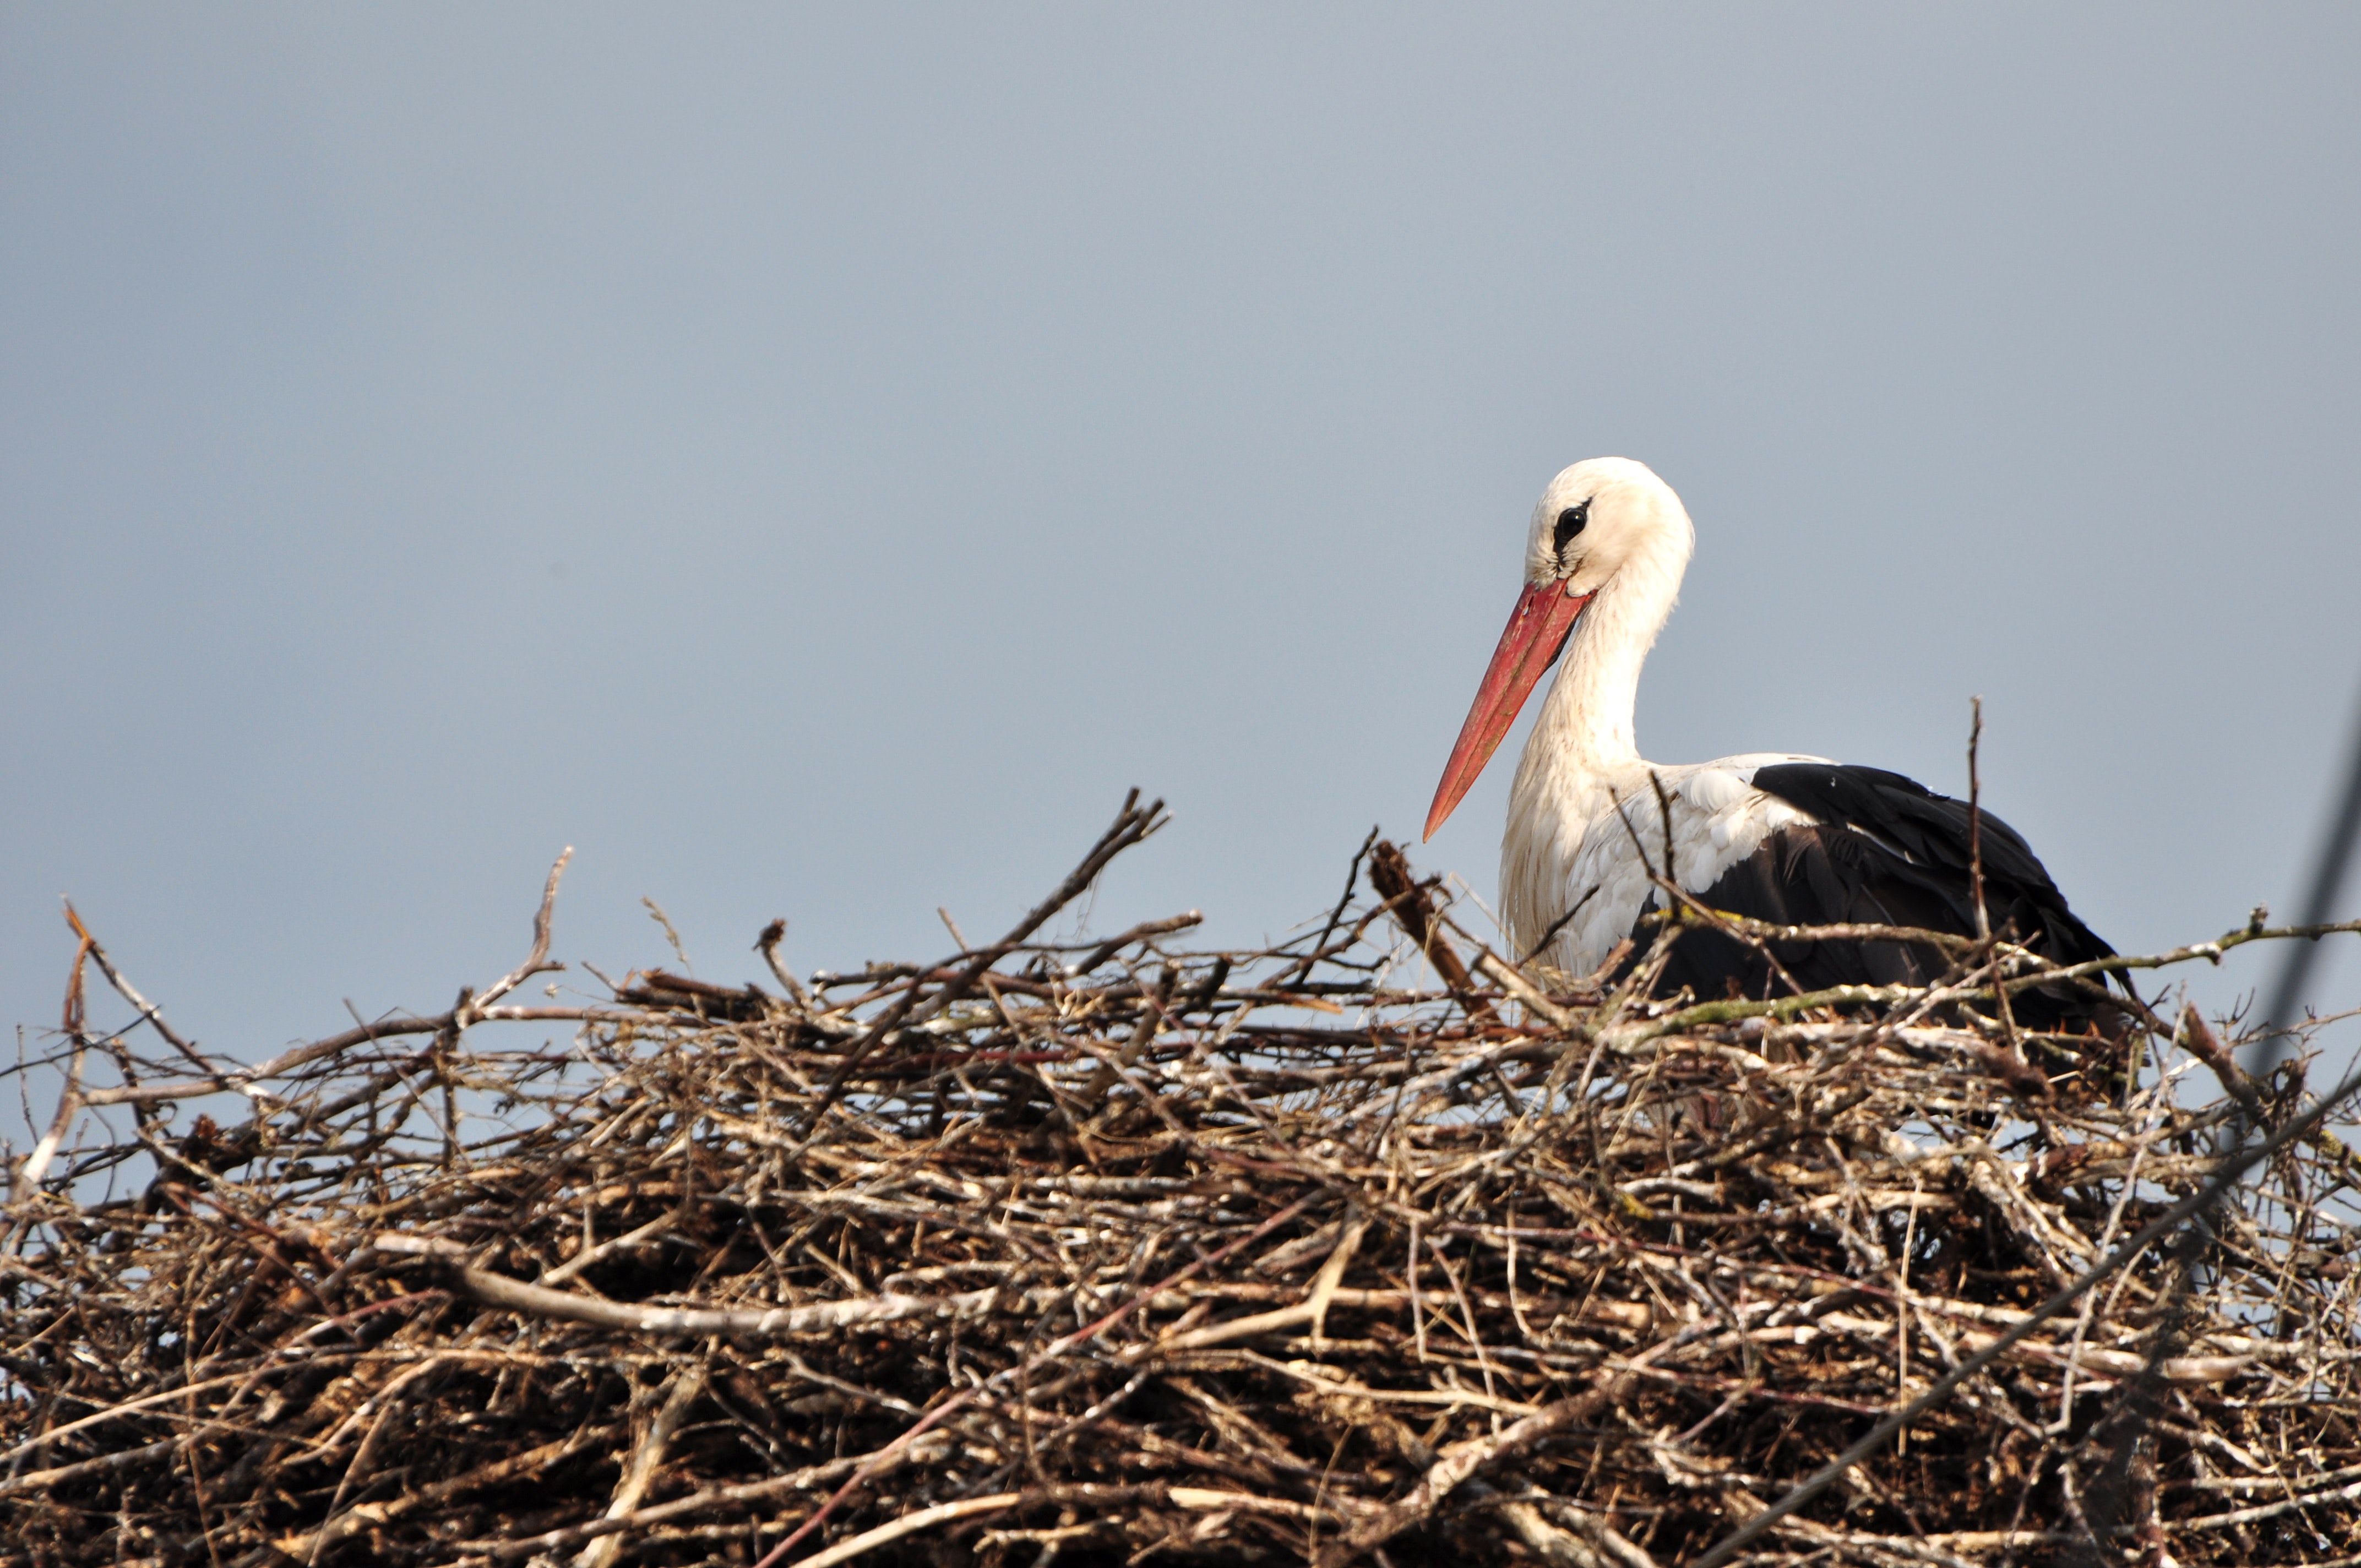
xmin=1427 ymin=459 xmax=2114 ymax=1029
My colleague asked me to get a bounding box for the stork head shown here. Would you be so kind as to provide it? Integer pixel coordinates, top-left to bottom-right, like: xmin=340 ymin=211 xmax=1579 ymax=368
xmin=1423 ymin=457 xmax=1694 ymax=840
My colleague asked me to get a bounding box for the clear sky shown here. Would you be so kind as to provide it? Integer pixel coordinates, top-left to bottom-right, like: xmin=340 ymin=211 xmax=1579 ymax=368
xmin=7 ymin=6 xmax=2360 ymax=1085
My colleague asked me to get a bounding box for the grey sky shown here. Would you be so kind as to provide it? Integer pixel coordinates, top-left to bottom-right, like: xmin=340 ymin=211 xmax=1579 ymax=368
xmin=7 ymin=6 xmax=2360 ymax=1079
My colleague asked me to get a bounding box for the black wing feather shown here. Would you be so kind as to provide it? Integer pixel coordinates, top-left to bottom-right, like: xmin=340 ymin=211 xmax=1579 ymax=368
xmin=1645 ymin=764 xmax=2119 ymax=1041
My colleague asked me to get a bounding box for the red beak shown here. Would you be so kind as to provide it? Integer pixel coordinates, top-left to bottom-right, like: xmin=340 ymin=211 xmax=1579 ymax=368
xmin=1423 ymin=580 xmax=1595 ymax=841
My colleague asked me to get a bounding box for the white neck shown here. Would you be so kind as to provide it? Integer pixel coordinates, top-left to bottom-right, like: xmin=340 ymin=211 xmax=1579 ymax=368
xmin=1496 ymin=530 xmax=1689 ymax=961
xmin=1505 ymin=545 xmax=1684 ymax=805
xmin=1489 ymin=458 xmax=1701 ymax=966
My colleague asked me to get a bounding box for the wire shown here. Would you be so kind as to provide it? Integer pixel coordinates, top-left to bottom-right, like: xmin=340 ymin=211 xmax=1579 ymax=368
xmin=2251 ymin=674 xmax=2361 ymax=1081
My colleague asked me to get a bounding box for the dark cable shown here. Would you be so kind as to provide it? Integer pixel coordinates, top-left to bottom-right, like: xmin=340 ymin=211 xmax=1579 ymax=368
xmin=2251 ymin=675 xmax=2361 ymax=1082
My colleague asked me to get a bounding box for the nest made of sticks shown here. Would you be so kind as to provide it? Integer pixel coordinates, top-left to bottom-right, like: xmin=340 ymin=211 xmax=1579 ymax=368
xmin=7 ymin=793 xmax=2361 ymax=1568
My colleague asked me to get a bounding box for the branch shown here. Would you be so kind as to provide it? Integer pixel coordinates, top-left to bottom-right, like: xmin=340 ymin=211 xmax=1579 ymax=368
xmin=797 ymin=791 xmax=1167 ymax=1133
xmin=576 ymin=1363 xmax=708 ymax=1568
xmin=405 ymin=1245 xmax=1002 ymax=1340
xmin=467 ymin=847 xmax=573 ymax=1014
xmin=61 ymin=902 xmax=212 ymax=1075
xmin=1366 ymin=840 xmax=1493 ymax=1022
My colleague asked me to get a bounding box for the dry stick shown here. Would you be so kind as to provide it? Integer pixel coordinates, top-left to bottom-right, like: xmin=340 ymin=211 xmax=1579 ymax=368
xmin=2037 ymin=915 xmax=2361 ymax=985
xmin=425 ymin=1257 xmax=1009 ymax=1338
xmin=1594 ymin=786 xmax=1704 ymax=1012
xmin=60 ymin=902 xmax=214 ymax=1077
xmin=70 ymin=1004 xmax=673 ymax=1112
xmin=1424 ymin=1234 xmax=1504 ymax=1408
xmin=1689 ymin=1048 xmax=2361 ymax=1568
xmin=1416 ymin=908 xmax=1579 ymax=1031
xmin=1319 ymin=1327 xmax=1700 ymax=1567
xmin=1517 ymin=885 xmax=1598 ymax=967
xmin=433 ymin=994 xmax=465 ymax=1173
xmin=755 ymin=919 xmax=814 ymax=1008
xmin=1635 ymin=872 xmax=1810 ymax=1005
xmin=780 ymin=1487 xmax=1345 ymax=1568
xmin=1366 ymin=842 xmax=1493 ymax=1023
xmin=2073 ymin=1219 xmax=2206 ymax=1561
xmin=1470 ymin=945 xmax=1578 ymax=1032
xmin=0 ymin=1435 xmax=181 ymax=1498
xmin=781 ymin=1351 xmax=921 ymax=1417
xmin=1965 ymin=697 xmax=2033 ymax=1061
xmin=1138 ymin=1256 xmax=1389 ymax=1358
xmin=1336 ymin=1023 xmax=1544 ymax=1130
xmin=796 ymin=792 xmax=1167 ymax=1136
xmin=1080 ymin=962 xmax=1178 ymax=1108
xmin=1584 ymin=911 xmax=2361 ymax=1049
xmin=1305 ymin=1210 xmax=1369 ymax=1351
xmin=61 ymin=921 xmax=89 ymax=1043
xmin=1585 ymin=899 xmax=2300 ymax=1030
xmin=307 ymin=1387 xmax=410 ymax=1568
xmin=1070 ymin=911 xmax=1205 ymax=979
xmin=1586 ymin=911 xmax=2361 ymax=1048
xmin=1274 ymin=825 xmax=1381 ymax=989
xmin=269 ymin=1428 xmax=606 ymax=1562
xmin=537 ymin=1200 xmax=688 ymax=1288
xmin=1408 ymin=1214 xmax=1427 ymax=1362
xmin=14 ymin=1030 xmax=86 ymax=1198
xmin=0 ymin=1359 xmax=373 ymax=1472
xmin=2179 ymin=1005 xmax=2264 ymax=1122
xmin=49 ymin=848 xmax=578 ymax=1115
xmin=1649 ymin=767 xmax=1679 ymax=893
xmin=444 ymin=842 xmax=570 ymax=1175
xmin=1647 ymin=907 xmax=2075 ymax=1085
xmin=1967 ymin=697 xmax=1991 ymax=946
xmin=470 ymin=846 xmax=575 ymax=1014
xmin=578 ymin=1363 xmax=709 ymax=1568
xmin=747 ymin=1192 xmax=1317 ymax=1568
xmin=470 ymin=1457 xmax=867 ymax=1564
xmin=787 ymin=1494 xmax=1025 ymax=1568
xmin=10 ymin=929 xmax=100 ymax=1197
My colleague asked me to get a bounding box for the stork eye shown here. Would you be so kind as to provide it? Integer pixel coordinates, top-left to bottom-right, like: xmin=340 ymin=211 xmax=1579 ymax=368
xmin=1552 ymin=502 xmax=1589 ymax=559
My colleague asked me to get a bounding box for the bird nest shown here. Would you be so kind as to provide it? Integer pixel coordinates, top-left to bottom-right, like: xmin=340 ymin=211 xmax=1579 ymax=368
xmin=7 ymin=794 xmax=2361 ymax=1568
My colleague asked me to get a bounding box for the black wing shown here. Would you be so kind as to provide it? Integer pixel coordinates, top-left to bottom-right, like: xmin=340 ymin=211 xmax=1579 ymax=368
xmin=1647 ymin=763 xmax=2119 ymax=1039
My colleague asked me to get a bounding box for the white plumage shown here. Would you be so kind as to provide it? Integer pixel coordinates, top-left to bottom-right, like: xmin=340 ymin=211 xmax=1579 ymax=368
xmin=1506 ymin=753 xmax=1823 ymax=976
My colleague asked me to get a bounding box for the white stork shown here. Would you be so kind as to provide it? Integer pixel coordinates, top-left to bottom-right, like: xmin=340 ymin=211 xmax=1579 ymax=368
xmin=1424 ymin=457 xmax=2117 ymax=1032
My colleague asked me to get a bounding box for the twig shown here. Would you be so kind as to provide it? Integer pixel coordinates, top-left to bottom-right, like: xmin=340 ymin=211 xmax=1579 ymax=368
xmin=1366 ymin=840 xmax=1492 ymax=1021
xmin=429 ymin=1254 xmax=1002 ymax=1340
xmin=61 ymin=903 xmax=213 ymax=1075
xmin=576 ymin=1363 xmax=707 ymax=1568
xmin=476 ymin=847 xmax=574 ymax=1011
xmin=797 ymin=791 xmax=1167 ymax=1134
xmin=790 ymin=1494 xmax=1023 ymax=1568
xmin=1967 ymin=698 xmax=1990 ymax=945
xmin=755 ymin=919 xmax=813 ymax=1007
xmin=1275 ymin=826 xmax=1382 ymax=988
